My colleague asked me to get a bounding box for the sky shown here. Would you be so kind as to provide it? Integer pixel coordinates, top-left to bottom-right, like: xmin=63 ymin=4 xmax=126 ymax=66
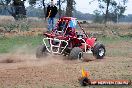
xmin=25 ymin=0 xmax=132 ymax=15
xmin=75 ymin=0 xmax=132 ymax=15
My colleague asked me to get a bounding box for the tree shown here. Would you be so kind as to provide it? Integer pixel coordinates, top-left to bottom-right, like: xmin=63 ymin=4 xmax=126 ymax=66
xmin=42 ymin=0 xmax=46 ymax=17
xmin=93 ymin=0 xmax=128 ymax=23
xmin=65 ymin=0 xmax=76 ymax=17
xmin=29 ymin=0 xmax=65 ymax=18
xmin=66 ymin=0 xmax=73 ymax=16
xmin=57 ymin=0 xmax=66 ymax=18
xmin=29 ymin=0 xmax=75 ymax=17
xmin=26 ymin=6 xmax=44 ymax=17
xmin=0 ymin=0 xmax=26 ymax=20
xmin=29 ymin=0 xmax=46 ymax=17
xmin=93 ymin=10 xmax=103 ymax=23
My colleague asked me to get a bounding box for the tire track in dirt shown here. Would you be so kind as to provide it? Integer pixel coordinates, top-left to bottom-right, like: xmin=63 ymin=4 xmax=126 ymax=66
xmin=0 ymin=51 xmax=95 ymax=87
xmin=0 ymin=45 xmax=131 ymax=87
xmin=0 ymin=55 xmax=131 ymax=87
xmin=0 ymin=54 xmax=81 ymax=87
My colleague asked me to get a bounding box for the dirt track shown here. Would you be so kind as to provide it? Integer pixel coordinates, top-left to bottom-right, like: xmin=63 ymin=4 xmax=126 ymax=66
xmin=0 ymin=52 xmax=132 ymax=88
xmin=0 ymin=54 xmax=84 ymax=87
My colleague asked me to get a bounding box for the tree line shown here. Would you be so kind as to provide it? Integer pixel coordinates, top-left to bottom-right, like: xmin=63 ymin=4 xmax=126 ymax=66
xmin=0 ymin=0 xmax=129 ymax=23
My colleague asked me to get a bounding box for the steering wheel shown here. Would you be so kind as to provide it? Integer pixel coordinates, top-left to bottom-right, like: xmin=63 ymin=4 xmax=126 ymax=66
xmin=55 ymin=30 xmax=63 ymax=36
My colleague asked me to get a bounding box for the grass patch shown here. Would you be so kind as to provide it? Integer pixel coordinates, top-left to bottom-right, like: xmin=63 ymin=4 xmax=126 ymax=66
xmin=120 ymin=33 xmax=132 ymax=38
xmin=107 ymin=48 xmax=132 ymax=57
xmin=98 ymin=36 xmax=132 ymax=44
xmin=97 ymin=36 xmax=132 ymax=58
xmin=0 ymin=36 xmax=132 ymax=58
xmin=0 ymin=36 xmax=43 ymax=53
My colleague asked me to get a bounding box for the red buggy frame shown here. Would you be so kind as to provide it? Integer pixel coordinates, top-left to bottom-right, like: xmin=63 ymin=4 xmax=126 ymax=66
xmin=36 ymin=17 xmax=106 ymax=60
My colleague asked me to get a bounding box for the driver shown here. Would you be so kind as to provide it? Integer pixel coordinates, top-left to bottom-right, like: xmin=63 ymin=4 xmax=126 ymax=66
xmin=57 ymin=19 xmax=68 ymax=32
xmin=66 ymin=27 xmax=75 ymax=37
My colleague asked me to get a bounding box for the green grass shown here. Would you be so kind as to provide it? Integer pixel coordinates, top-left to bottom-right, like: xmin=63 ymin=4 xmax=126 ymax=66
xmin=0 ymin=36 xmax=132 ymax=57
xmin=0 ymin=35 xmax=132 ymax=58
xmin=98 ymin=36 xmax=132 ymax=58
xmin=0 ymin=36 xmax=43 ymax=53
xmin=98 ymin=35 xmax=132 ymax=44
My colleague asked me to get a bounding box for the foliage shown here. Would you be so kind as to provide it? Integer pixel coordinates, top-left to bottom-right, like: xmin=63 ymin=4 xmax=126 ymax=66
xmin=28 ymin=0 xmax=76 ymax=17
xmin=93 ymin=10 xmax=104 ymax=23
xmin=26 ymin=6 xmax=44 ymax=18
xmin=119 ymin=33 xmax=132 ymax=38
xmin=0 ymin=0 xmax=26 ymax=20
xmin=3 ymin=23 xmax=17 ymax=32
xmin=19 ymin=22 xmax=30 ymax=31
xmin=3 ymin=20 xmax=30 ymax=32
xmin=93 ymin=0 xmax=128 ymax=23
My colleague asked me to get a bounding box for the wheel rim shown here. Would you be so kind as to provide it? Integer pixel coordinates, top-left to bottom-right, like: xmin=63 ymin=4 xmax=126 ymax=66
xmin=78 ymin=52 xmax=83 ymax=60
xmin=99 ymin=48 xmax=105 ymax=56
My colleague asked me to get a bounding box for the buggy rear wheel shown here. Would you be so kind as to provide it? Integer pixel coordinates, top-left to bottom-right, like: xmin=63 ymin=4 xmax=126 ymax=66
xmin=93 ymin=43 xmax=106 ymax=59
xmin=69 ymin=47 xmax=83 ymax=60
xmin=36 ymin=45 xmax=48 ymax=58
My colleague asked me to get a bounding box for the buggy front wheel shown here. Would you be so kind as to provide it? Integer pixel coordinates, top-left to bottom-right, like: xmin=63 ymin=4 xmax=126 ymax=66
xmin=36 ymin=45 xmax=48 ymax=58
xmin=69 ymin=47 xmax=83 ymax=60
xmin=93 ymin=43 xmax=106 ymax=59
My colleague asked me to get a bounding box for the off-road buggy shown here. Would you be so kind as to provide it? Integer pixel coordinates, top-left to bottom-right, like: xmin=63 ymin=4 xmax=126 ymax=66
xmin=36 ymin=17 xmax=106 ymax=60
